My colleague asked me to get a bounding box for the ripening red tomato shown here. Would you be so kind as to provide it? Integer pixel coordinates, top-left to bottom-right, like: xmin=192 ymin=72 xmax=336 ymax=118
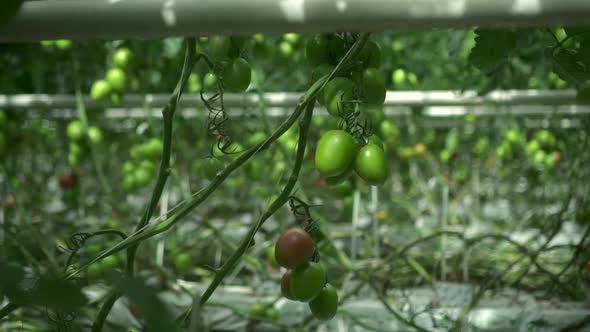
xmin=281 ymin=271 xmax=296 ymax=300
xmin=59 ymin=172 xmax=77 ymax=189
xmin=274 ymin=228 xmax=315 ymax=269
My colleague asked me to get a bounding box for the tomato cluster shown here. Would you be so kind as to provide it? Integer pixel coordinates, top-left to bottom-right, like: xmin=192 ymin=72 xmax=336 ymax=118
xmin=203 ymin=36 xmax=252 ymax=93
xmin=525 ymin=129 xmax=560 ymax=169
xmin=307 ymin=36 xmax=389 ymax=186
xmin=274 ymin=227 xmax=338 ymax=321
xmin=121 ymin=138 xmax=162 ymax=192
xmin=66 ymin=120 xmax=103 ymax=167
xmin=90 ymin=47 xmax=132 ymax=103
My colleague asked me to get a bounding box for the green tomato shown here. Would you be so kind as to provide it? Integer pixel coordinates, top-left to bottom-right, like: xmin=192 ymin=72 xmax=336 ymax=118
xmin=247 ymin=131 xmax=267 ymax=147
xmin=325 ymin=81 xmax=356 ymax=117
xmin=68 ymin=152 xmax=80 ymax=167
xmin=359 ymin=40 xmax=381 ymax=68
xmin=505 ymin=129 xmax=522 ymax=144
xmin=309 ymin=284 xmax=338 ymax=321
xmin=407 ymin=72 xmax=418 ymax=85
xmin=265 ymin=307 xmax=280 ymax=321
xmin=536 ymin=129 xmax=555 ymax=147
xmin=545 ymin=152 xmax=557 ymax=168
xmin=134 ymin=166 xmax=152 ymax=187
xmin=328 ymin=35 xmax=346 ymax=63
xmin=173 ymin=253 xmax=192 ymax=273
xmin=86 ymin=263 xmax=102 ymax=279
xmin=122 ymin=161 xmax=134 ymax=175
xmin=145 ymin=138 xmax=163 ymax=158
xmin=266 ymin=245 xmax=278 ymax=267
xmin=440 ymin=149 xmax=451 ymax=162
xmin=40 ymin=40 xmax=54 ymax=49
xmin=249 ymin=303 xmax=266 ymax=318
xmin=306 ymin=35 xmax=331 ymax=66
xmin=67 ymin=120 xmax=87 ymax=141
xmin=495 ymin=143 xmax=512 ymax=159
xmin=90 ymin=79 xmax=111 ymax=100
xmin=325 ymin=167 xmax=353 ymax=186
xmin=203 ymin=72 xmax=218 ymax=91
xmin=122 ymin=174 xmax=136 ymax=193
xmin=106 ymin=67 xmax=126 ymax=91
xmin=245 ymin=158 xmax=264 ymax=180
xmin=474 ymin=137 xmax=489 ymax=156
xmin=361 ymin=68 xmax=386 ymax=105
xmin=223 ymin=58 xmax=251 ymax=93
xmin=188 ymin=73 xmax=202 ymax=93
xmin=526 ymin=140 xmax=541 ymax=154
xmin=100 ymin=255 xmax=118 ymax=272
xmin=279 ymin=41 xmax=293 ymax=57
xmin=323 ymin=77 xmax=355 ymax=109
xmin=283 ymin=33 xmax=299 ymax=44
xmin=379 ymin=120 xmax=399 ymax=147
xmin=139 ymin=159 xmax=156 ymax=174
xmin=55 ymin=39 xmax=72 ymax=50
xmin=392 ymin=68 xmax=406 ymax=85
xmin=331 ymin=180 xmax=353 ymax=198
xmin=87 ymin=126 xmax=103 ymax=145
xmin=208 ymin=36 xmax=231 ymax=60
xmin=290 ymin=262 xmax=326 ymax=302
xmin=202 ymin=157 xmax=224 ymax=180
xmin=113 ymin=48 xmax=132 ymax=68
xmin=342 ymin=195 xmax=353 ymax=216
xmin=315 ymin=130 xmax=359 ymax=178
xmin=354 ymin=143 xmax=388 ymax=185
xmin=533 ymin=150 xmax=547 ymax=166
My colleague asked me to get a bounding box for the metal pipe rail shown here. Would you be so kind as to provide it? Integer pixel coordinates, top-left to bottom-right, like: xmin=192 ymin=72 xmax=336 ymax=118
xmin=1 ymin=0 xmax=590 ymax=42
xmin=0 ymin=90 xmax=582 ymax=109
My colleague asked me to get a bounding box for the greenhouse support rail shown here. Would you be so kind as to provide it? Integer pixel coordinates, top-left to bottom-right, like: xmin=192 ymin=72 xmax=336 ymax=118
xmin=2 ymin=0 xmax=590 ymax=42
xmin=0 ymin=90 xmax=581 ymax=109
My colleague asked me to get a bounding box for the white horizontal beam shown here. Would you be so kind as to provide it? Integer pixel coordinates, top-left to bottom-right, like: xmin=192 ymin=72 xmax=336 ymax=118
xmin=0 ymin=90 xmax=581 ymax=109
xmin=1 ymin=0 xmax=590 ymax=42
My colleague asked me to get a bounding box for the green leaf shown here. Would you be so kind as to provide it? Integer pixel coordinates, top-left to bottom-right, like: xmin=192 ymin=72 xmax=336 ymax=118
xmin=548 ymin=48 xmax=588 ymax=84
xmin=468 ymin=29 xmax=516 ymax=74
xmin=110 ymin=273 xmax=177 ymax=332
xmin=576 ymin=83 xmax=590 ymax=104
xmin=564 ymin=27 xmax=590 ymax=39
xmin=28 ymin=277 xmax=87 ymax=312
xmin=578 ymin=38 xmax=590 ymax=67
xmin=0 ymin=266 xmax=87 ymax=312
xmin=0 ymin=0 xmax=22 ymax=29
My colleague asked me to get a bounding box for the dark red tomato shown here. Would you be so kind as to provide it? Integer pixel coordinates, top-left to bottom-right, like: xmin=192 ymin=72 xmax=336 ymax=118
xmin=3 ymin=195 xmax=15 ymax=210
xmin=59 ymin=172 xmax=77 ymax=189
xmin=586 ymin=260 xmax=590 ymax=272
xmin=309 ymin=283 xmax=339 ymax=320
xmin=274 ymin=228 xmax=315 ymax=269
xmin=281 ymin=271 xmax=296 ymax=300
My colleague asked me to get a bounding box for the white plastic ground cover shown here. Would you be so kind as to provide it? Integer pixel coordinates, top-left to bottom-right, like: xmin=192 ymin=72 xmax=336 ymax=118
xmin=114 ymin=281 xmax=587 ymax=332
